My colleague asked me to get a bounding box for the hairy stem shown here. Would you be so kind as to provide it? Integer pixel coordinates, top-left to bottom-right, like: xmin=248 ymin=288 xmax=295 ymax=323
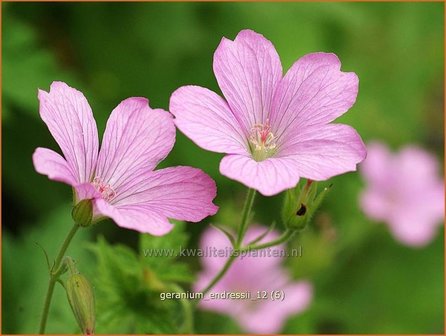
xmin=39 ymin=223 xmax=80 ymax=334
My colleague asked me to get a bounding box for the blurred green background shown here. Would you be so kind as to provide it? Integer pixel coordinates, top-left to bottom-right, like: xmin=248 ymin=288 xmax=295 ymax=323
xmin=2 ymin=2 xmax=444 ymax=334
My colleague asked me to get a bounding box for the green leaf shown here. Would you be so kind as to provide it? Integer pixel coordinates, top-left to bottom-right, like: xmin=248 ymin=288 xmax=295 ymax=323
xmin=139 ymin=220 xmax=188 ymax=253
xmin=89 ymin=236 xmax=190 ymax=333
xmin=139 ymin=221 xmax=194 ymax=283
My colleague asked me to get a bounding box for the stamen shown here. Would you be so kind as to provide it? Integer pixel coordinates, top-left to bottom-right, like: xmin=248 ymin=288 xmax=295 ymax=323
xmin=249 ymin=121 xmax=277 ymax=161
xmin=92 ymin=177 xmax=116 ymax=202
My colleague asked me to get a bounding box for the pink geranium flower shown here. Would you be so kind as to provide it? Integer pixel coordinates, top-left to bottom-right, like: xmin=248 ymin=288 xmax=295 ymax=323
xmin=170 ymin=29 xmax=366 ymax=196
xmin=195 ymin=225 xmax=313 ymax=333
xmin=360 ymin=142 xmax=444 ymax=247
xmin=33 ymin=81 xmax=218 ymax=235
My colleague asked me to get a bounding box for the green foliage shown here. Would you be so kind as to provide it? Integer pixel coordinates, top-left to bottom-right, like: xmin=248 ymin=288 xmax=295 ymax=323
xmin=139 ymin=221 xmax=194 ymax=283
xmin=309 ymin=227 xmax=444 ymax=334
xmin=90 ymin=222 xmax=192 ymax=333
xmin=2 ymin=7 xmax=77 ymax=119
xmin=2 ymin=204 xmax=93 ymax=334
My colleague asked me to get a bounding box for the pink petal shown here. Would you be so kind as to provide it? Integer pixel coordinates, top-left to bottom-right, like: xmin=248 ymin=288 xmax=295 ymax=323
xmin=239 ymin=281 xmax=313 ymax=334
xmin=196 ymin=257 xmax=291 ymax=325
xmin=361 ymin=142 xmax=441 ymax=192
xmin=169 ymin=85 xmax=247 ymax=154
xmin=74 ymin=182 xmax=101 ymax=202
xmin=219 ymin=155 xmax=301 ymax=196
xmin=360 ymin=142 xmax=392 ymax=188
xmin=271 ymin=52 xmax=358 ymax=139
xmin=360 ymin=188 xmax=390 ymax=222
xmin=38 ymin=81 xmax=99 ymax=183
xmin=278 ymin=123 xmax=366 ymax=181
xmin=389 ymin=210 xmax=441 ymax=247
xmin=32 ymin=147 xmax=77 ymax=186
xmin=110 ymin=166 xmax=218 ymax=223
xmin=198 ymin=225 xmax=235 ymax=271
xmin=95 ymin=199 xmax=174 ymax=236
xmin=213 ymin=29 xmax=282 ymax=133
xmin=73 ymin=183 xmax=104 ymax=220
xmin=360 ymin=142 xmax=444 ymax=247
xmin=227 ymin=252 xmax=290 ymax=290
xmin=395 ymin=146 xmax=442 ymax=188
xmin=279 ymin=281 xmax=313 ymax=315
xmin=95 ymin=97 xmax=175 ymax=193
xmin=194 ymin=270 xmax=236 ymax=314
xmin=424 ymin=183 xmax=445 ymax=220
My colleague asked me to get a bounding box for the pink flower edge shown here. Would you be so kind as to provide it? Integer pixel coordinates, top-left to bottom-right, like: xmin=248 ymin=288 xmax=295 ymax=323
xmin=34 ymin=81 xmax=218 ymax=235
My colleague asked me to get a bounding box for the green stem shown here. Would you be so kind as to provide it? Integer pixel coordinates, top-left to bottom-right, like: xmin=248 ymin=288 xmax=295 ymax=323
xmin=39 ymin=223 xmax=80 ymax=334
xmin=235 ymin=188 xmax=256 ymax=248
xmin=241 ymin=229 xmax=295 ymax=252
xmin=200 ymin=188 xmax=256 ymax=297
xmin=39 ymin=279 xmax=56 ymax=334
xmin=200 ymin=254 xmax=237 ymax=297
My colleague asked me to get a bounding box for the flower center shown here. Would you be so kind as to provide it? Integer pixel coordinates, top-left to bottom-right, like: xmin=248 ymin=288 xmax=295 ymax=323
xmin=92 ymin=177 xmax=116 ymax=202
xmin=249 ymin=121 xmax=277 ymax=161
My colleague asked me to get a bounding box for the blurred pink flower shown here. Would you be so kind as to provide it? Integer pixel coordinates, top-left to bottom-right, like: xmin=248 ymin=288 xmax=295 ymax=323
xmin=33 ymin=81 xmax=218 ymax=235
xmin=360 ymin=142 xmax=444 ymax=247
xmin=195 ymin=225 xmax=313 ymax=333
xmin=170 ymin=29 xmax=366 ymax=196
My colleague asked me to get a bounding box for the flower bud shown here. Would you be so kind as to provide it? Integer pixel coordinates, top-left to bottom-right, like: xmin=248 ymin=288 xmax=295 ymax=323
xmin=72 ymin=199 xmax=93 ymax=227
xmin=66 ymin=273 xmax=95 ymax=335
xmin=282 ymin=180 xmax=331 ymax=230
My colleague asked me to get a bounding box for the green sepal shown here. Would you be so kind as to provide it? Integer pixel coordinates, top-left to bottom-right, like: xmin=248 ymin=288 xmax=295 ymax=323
xmin=71 ymin=199 xmax=93 ymax=227
xmin=281 ymin=180 xmax=331 ymax=231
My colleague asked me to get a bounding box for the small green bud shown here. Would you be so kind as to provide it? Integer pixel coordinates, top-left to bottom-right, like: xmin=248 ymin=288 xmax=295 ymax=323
xmin=282 ymin=180 xmax=331 ymax=230
xmin=66 ymin=273 xmax=95 ymax=335
xmin=72 ymin=199 xmax=93 ymax=227
xmin=283 ymin=201 xmax=307 ymax=230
